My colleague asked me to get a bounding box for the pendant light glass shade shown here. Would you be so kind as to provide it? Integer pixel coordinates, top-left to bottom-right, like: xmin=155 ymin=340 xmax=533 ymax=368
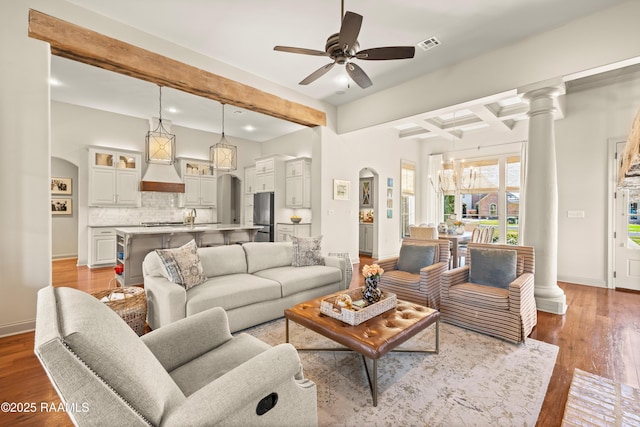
xmin=210 ymin=104 xmax=237 ymax=172
xmin=146 ymin=86 xmax=175 ymax=165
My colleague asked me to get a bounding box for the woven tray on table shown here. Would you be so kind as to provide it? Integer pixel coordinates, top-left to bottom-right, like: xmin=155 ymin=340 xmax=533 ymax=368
xmin=321 ymin=287 xmax=397 ymax=326
xmin=91 ymin=287 xmax=147 ymax=336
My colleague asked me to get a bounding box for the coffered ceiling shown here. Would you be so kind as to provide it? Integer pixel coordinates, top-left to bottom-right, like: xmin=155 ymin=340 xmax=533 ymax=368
xmin=50 ymin=0 xmax=632 ymax=141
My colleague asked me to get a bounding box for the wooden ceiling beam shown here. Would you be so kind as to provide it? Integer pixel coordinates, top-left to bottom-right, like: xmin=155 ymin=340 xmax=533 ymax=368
xmin=27 ymin=9 xmax=326 ymax=128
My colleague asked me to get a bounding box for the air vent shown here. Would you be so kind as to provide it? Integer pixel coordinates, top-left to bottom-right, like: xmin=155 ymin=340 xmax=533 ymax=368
xmin=417 ymin=36 xmax=441 ymax=52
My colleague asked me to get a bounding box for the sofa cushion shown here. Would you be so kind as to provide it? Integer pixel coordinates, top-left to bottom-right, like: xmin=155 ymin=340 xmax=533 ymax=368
xmin=396 ymin=243 xmax=436 ymax=274
xmin=243 ymin=242 xmax=294 ymax=274
xmin=254 ymin=265 xmax=342 ymax=297
xmin=291 ymin=236 xmax=324 ymax=267
xmin=197 ymin=245 xmax=247 ymax=277
xmin=185 ymin=274 xmax=281 ymax=315
xmin=448 ymin=282 xmax=510 ymax=310
xmin=469 ymin=248 xmax=517 ymax=289
xmin=155 ymin=240 xmax=206 ymax=290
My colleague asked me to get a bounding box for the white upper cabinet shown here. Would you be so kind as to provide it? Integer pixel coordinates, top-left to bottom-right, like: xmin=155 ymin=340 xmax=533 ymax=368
xmin=285 ymin=157 xmax=311 ymax=208
xmin=178 ymin=158 xmax=216 ymax=207
xmin=88 ymin=148 xmax=141 ymax=207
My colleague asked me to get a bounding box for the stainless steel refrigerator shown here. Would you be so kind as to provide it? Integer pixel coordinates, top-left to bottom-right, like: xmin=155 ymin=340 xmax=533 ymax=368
xmin=253 ymin=192 xmax=274 ymax=242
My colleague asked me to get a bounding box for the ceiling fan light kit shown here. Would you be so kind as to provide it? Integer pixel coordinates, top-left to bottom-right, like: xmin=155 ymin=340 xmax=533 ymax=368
xmin=274 ymin=3 xmax=415 ymax=89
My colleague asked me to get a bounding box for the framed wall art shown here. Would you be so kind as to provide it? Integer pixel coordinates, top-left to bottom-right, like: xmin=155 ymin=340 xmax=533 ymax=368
xmin=333 ymin=179 xmax=350 ymax=201
xmin=51 ymin=177 xmax=72 ymax=195
xmin=359 ymin=178 xmax=373 ymax=207
xmin=51 ymin=198 xmax=72 ymax=215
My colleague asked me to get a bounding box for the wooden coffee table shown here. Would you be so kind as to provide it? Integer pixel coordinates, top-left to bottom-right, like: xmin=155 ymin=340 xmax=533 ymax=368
xmin=284 ymin=290 xmax=440 ymax=406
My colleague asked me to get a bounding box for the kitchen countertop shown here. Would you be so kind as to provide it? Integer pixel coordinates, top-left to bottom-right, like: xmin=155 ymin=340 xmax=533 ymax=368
xmin=114 ymin=224 xmax=262 ymax=234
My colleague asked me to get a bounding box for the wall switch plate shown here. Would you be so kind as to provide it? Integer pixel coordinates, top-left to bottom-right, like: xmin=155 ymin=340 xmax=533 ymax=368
xmin=567 ymin=210 xmax=585 ymax=218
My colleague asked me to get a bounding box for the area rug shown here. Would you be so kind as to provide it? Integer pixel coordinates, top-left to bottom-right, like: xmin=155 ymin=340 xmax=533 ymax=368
xmin=241 ymin=319 xmax=559 ymax=427
xmin=562 ymin=368 xmax=640 ymax=426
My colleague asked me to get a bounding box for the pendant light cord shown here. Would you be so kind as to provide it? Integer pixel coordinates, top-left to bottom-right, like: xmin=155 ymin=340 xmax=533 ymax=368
xmin=158 ymin=86 xmax=163 ymax=124
xmin=221 ymin=103 xmax=225 ymax=137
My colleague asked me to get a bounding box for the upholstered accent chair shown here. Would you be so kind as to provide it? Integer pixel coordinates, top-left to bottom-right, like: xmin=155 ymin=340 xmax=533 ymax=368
xmin=377 ymin=239 xmax=450 ymax=310
xmin=440 ymin=243 xmax=536 ymax=343
xmin=34 ymin=286 xmax=317 ymax=426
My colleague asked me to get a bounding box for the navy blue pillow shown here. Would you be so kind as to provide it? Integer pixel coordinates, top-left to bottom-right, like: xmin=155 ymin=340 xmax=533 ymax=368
xmin=468 ymin=248 xmax=517 ymax=289
xmin=396 ymin=244 xmax=437 ymax=274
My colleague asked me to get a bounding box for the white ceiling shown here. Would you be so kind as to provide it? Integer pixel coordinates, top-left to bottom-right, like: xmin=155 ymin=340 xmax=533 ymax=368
xmin=51 ymin=0 xmax=631 ymax=141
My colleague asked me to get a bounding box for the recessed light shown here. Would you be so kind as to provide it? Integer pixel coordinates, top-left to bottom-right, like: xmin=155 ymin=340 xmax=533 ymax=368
xmin=49 ymin=78 xmax=62 ymax=86
xmin=244 ymin=125 xmax=255 ymax=132
xmin=167 ymin=107 xmax=178 ymax=113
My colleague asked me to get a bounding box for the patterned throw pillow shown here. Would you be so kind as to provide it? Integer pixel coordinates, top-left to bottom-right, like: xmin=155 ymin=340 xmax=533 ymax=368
xmin=291 ymin=236 xmax=324 ymax=267
xmin=155 ymin=239 xmax=206 ymax=290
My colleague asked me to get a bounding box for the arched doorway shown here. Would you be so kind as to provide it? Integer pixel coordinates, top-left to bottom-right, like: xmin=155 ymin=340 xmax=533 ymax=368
xmin=51 ymin=157 xmax=79 ymax=259
xmin=358 ymin=167 xmax=378 ymax=258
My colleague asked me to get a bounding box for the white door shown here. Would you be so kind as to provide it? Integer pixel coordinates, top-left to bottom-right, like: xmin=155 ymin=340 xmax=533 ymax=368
xmin=614 ymin=141 xmax=640 ymax=290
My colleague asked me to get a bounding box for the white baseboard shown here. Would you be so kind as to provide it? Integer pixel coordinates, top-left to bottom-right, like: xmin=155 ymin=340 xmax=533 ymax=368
xmin=557 ymin=275 xmax=608 ymax=288
xmin=0 ymin=319 xmax=35 ymax=338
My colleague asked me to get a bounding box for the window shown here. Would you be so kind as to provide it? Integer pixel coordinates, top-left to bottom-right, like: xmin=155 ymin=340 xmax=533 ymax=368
xmin=442 ymin=155 xmax=521 ymax=244
xmin=401 ymin=160 xmax=416 ymax=237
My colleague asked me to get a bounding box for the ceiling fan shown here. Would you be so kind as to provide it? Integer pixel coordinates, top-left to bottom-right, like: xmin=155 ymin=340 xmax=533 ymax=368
xmin=274 ymin=1 xmax=415 ymax=89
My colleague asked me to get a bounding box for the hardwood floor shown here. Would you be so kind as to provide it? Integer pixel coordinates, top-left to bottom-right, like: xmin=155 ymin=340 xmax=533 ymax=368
xmin=0 ymin=257 xmax=638 ymax=426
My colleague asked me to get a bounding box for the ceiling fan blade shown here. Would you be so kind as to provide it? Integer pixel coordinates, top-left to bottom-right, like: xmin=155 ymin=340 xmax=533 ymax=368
xmin=356 ymin=46 xmax=416 ymax=60
xmin=338 ymin=11 xmax=363 ymax=51
xmin=346 ymin=62 xmax=372 ymax=89
xmin=299 ymin=62 xmax=336 ymax=85
xmin=274 ymin=46 xmax=329 ymax=57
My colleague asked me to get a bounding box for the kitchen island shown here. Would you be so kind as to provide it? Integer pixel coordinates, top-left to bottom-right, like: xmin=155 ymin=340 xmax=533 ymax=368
xmin=114 ymin=224 xmax=261 ymax=286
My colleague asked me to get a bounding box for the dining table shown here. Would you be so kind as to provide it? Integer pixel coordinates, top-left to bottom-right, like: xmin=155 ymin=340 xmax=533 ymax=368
xmin=438 ymin=231 xmax=472 ymax=268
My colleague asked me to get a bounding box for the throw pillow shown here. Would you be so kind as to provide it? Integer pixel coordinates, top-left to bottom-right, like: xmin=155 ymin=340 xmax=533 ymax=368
xmin=155 ymin=239 xmax=206 ymax=290
xmin=396 ymin=243 xmax=437 ymax=274
xmin=292 ymin=236 xmax=324 ymax=267
xmin=468 ymin=248 xmax=517 ymax=289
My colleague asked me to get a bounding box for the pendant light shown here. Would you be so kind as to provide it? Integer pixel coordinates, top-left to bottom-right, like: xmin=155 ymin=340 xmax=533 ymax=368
xmin=210 ymin=103 xmax=237 ymax=172
xmin=145 ymin=85 xmax=175 ymax=164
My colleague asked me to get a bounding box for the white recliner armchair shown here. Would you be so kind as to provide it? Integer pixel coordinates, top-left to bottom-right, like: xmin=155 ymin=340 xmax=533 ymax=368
xmin=34 ymin=286 xmax=317 ymax=426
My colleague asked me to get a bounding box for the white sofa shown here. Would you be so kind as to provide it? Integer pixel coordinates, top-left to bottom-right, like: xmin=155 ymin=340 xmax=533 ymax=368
xmin=143 ymin=242 xmax=347 ymax=332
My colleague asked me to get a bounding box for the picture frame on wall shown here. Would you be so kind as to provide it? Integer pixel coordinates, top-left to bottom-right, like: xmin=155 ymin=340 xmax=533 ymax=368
xmin=51 ymin=177 xmax=72 ymax=195
xmin=51 ymin=198 xmax=72 ymax=215
xmin=333 ymin=179 xmax=350 ymax=201
xmin=359 ymin=178 xmax=373 ymax=207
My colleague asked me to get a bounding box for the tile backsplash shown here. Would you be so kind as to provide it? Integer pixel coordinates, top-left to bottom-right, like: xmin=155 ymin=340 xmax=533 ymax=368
xmin=89 ymin=192 xmax=215 ymax=226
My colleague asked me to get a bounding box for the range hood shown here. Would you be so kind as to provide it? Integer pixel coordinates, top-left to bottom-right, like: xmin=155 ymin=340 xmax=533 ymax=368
xmin=140 ymin=163 xmax=185 ymax=193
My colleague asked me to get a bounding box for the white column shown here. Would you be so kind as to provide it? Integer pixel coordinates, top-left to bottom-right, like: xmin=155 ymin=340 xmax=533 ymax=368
xmin=520 ymin=82 xmax=568 ymax=315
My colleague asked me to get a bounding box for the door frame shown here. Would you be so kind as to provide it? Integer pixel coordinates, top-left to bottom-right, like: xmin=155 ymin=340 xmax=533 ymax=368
xmin=607 ymin=137 xmax=628 ymax=289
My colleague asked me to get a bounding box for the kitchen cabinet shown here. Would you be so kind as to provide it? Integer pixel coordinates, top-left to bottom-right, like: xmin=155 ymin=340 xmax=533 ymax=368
xmin=359 ymin=223 xmax=374 ymax=254
xmin=285 ymin=157 xmax=311 ymax=208
xmin=244 ymin=193 xmax=254 ymax=225
xmin=89 ymin=227 xmax=116 ymax=267
xmin=88 ymin=148 xmax=141 ymax=207
xmin=254 ymin=156 xmax=279 ymax=193
xmin=276 ymin=223 xmax=311 ymax=242
xmin=178 ymin=158 xmax=216 ymax=207
xmin=245 ymin=166 xmax=256 ymax=194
